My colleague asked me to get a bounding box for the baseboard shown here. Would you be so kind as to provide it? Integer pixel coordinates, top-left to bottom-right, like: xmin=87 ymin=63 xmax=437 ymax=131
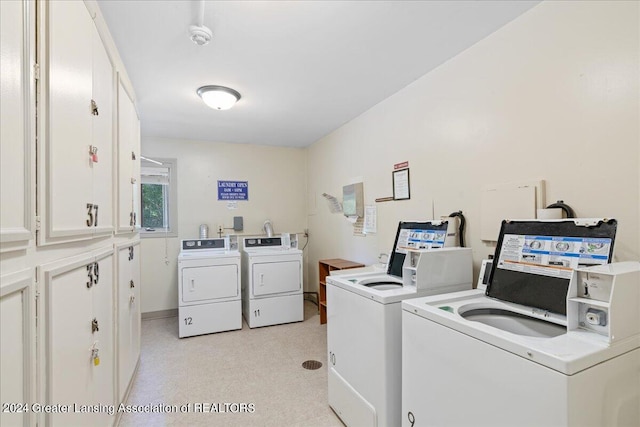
xmin=141 ymin=308 xmax=178 ymax=320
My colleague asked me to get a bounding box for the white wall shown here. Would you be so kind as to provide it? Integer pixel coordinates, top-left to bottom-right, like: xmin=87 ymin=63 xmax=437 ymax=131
xmin=140 ymin=137 xmax=307 ymax=313
xmin=307 ymin=0 xmax=640 ymax=288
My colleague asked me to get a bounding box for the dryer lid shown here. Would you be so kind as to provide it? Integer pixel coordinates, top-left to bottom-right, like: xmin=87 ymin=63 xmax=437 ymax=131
xmin=486 ymin=218 xmax=617 ymax=315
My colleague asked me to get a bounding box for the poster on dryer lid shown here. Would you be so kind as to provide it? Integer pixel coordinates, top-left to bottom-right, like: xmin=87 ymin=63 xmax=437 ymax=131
xmin=395 ymin=228 xmax=447 ymax=252
xmin=496 ymin=234 xmax=612 ymax=279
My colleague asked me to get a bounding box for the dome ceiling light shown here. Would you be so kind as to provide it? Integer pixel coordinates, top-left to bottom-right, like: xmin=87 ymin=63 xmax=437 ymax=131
xmin=197 ymin=85 xmax=241 ymax=110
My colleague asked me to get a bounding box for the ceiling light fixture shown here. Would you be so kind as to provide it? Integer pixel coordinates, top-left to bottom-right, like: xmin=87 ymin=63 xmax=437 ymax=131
xmin=197 ymin=85 xmax=241 ymax=110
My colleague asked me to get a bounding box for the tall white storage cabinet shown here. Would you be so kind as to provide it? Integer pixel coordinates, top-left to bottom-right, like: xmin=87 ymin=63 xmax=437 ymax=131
xmin=0 ymin=0 xmax=34 ymax=253
xmin=116 ymin=240 xmax=142 ymax=403
xmin=37 ymin=0 xmax=115 ymax=246
xmin=38 ymin=248 xmax=115 ymax=427
xmin=117 ymin=81 xmax=141 ymax=234
xmin=0 ymin=1 xmax=142 ymax=425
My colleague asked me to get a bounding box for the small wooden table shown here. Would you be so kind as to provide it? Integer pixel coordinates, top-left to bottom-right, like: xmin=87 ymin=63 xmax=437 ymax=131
xmin=318 ymin=258 xmax=365 ymax=324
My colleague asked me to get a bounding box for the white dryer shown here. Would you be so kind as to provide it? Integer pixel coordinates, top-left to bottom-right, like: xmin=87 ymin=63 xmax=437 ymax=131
xmin=401 ymin=219 xmax=640 ymax=427
xmin=327 ymin=220 xmax=473 ymax=427
xmin=178 ymin=236 xmax=241 ymax=338
xmin=241 ymin=234 xmax=303 ymax=328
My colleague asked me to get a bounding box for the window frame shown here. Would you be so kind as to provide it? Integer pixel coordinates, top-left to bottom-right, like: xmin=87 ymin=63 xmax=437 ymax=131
xmin=139 ymin=157 xmax=178 ymax=238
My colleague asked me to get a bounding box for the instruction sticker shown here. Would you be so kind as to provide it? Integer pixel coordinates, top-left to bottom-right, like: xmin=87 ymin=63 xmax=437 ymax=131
xmin=497 ymin=234 xmax=611 ymax=279
xmin=395 ymin=229 xmax=446 ymax=252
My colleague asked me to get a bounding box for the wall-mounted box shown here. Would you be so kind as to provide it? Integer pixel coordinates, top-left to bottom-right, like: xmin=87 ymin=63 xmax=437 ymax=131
xmin=343 ymin=182 xmax=364 ymax=218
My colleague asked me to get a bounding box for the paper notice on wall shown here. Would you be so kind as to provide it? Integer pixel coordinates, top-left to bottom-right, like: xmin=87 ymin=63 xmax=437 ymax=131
xmin=363 ymin=205 xmax=377 ymax=234
xmin=227 ymin=201 xmax=238 ymax=210
xmin=353 ymin=216 xmax=365 ymax=237
xmin=322 ymin=193 xmax=342 ymax=213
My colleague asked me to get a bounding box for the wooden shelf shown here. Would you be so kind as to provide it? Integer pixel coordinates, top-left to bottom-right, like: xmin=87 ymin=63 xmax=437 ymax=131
xmin=318 ymin=258 xmax=364 ymax=324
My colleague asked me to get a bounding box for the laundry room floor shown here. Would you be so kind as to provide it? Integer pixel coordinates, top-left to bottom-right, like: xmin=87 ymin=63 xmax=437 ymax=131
xmin=118 ymin=301 xmax=344 ymax=427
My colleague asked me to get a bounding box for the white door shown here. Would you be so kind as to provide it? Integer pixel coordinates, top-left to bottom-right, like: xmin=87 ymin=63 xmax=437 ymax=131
xmin=42 ymin=0 xmax=94 ymax=244
xmin=181 ymin=264 xmax=239 ymax=303
xmin=43 ymin=253 xmax=98 ymax=426
xmin=0 ymin=269 xmax=35 ymax=427
xmin=90 ymin=252 xmax=115 ymax=427
xmin=252 ymin=260 xmax=301 ymax=296
xmin=116 ymin=80 xmax=135 ymax=233
xmin=90 ymin=22 xmax=114 ymax=238
xmin=117 ymin=240 xmax=141 ymax=403
xmin=0 ymin=0 xmax=34 ymax=253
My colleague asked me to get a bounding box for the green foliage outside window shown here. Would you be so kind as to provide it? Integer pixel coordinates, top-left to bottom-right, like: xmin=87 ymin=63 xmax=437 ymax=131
xmin=141 ymin=183 xmax=165 ymax=228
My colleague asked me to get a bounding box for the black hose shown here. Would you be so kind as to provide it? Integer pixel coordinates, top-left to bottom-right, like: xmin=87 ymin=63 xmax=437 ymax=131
xmin=448 ymin=210 xmax=466 ymax=247
xmin=545 ymin=200 xmax=576 ymax=218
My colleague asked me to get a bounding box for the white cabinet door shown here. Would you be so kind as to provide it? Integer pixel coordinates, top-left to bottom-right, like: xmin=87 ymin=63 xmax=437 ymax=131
xmin=117 ymin=240 xmax=141 ymax=403
xmin=91 ymin=251 xmax=115 ymax=426
xmin=42 ymin=0 xmax=94 ymax=244
xmin=132 ymin=113 xmax=141 ymax=230
xmin=91 ymin=24 xmax=114 ymax=238
xmin=40 ymin=248 xmax=115 ymax=426
xmin=39 ymin=0 xmax=118 ymax=246
xmin=0 ymin=0 xmax=34 ymax=253
xmin=0 ymin=269 xmax=35 ymax=427
xmin=116 ymin=81 xmax=136 ymax=234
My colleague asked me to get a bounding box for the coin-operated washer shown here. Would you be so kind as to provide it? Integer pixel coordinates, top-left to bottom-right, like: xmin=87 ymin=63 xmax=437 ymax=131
xmin=241 ymin=233 xmax=303 ymax=328
xmin=326 ymin=220 xmax=473 ymax=427
xmin=402 ymin=218 xmax=640 ymax=427
xmin=178 ymin=235 xmax=241 ymax=338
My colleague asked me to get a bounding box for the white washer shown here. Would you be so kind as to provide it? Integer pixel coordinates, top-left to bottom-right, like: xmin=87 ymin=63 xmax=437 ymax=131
xmin=178 ymin=237 xmax=241 ymax=338
xmin=401 ymin=219 xmax=640 ymax=427
xmin=241 ymin=234 xmax=303 ymax=328
xmin=327 ymin=220 xmax=473 ymax=427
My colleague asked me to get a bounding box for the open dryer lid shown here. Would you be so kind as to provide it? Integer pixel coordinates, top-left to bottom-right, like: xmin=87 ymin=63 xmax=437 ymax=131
xmin=486 ymin=219 xmax=617 ymax=315
xmin=386 ymin=220 xmax=451 ymax=277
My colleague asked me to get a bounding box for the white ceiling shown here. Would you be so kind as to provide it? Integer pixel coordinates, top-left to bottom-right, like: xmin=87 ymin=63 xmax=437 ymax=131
xmin=97 ymin=0 xmax=539 ymax=148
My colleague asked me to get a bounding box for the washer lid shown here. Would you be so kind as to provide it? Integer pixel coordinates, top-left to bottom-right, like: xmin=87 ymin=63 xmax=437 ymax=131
xmin=387 ymin=220 xmax=451 ymax=278
xmin=487 ymin=219 xmax=617 ymax=316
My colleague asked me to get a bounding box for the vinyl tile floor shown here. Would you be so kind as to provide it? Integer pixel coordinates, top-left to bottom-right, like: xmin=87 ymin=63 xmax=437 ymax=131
xmin=118 ymin=301 xmax=344 ymax=427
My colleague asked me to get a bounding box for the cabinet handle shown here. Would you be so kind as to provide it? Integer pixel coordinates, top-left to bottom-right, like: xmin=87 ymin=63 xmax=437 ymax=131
xmin=130 ymin=280 xmax=135 ymax=288
xmin=128 ymin=246 xmax=134 ymax=261
xmin=91 ymin=318 xmax=99 ymax=333
xmin=190 ymin=279 xmax=195 ymax=291
xmin=91 ymin=99 xmax=99 ymax=116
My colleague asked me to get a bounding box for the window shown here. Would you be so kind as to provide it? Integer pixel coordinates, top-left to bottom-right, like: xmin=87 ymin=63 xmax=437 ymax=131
xmin=140 ymin=157 xmax=177 ymax=237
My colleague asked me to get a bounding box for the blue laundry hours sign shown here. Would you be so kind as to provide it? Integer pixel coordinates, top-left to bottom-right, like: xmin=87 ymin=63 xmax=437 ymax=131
xmin=217 ymin=180 xmax=248 ymax=201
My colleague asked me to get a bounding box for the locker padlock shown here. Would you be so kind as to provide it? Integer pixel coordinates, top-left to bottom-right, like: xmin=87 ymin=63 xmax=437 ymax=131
xmin=91 ymin=318 xmax=99 ymax=333
xmin=89 ymin=145 xmax=99 ymax=163
xmin=130 ymin=280 xmax=135 ymax=288
xmin=91 ymin=344 xmax=100 ymax=366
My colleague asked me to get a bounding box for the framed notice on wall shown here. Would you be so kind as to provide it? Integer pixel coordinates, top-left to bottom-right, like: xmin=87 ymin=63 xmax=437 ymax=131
xmin=393 ymin=169 xmax=410 ymax=200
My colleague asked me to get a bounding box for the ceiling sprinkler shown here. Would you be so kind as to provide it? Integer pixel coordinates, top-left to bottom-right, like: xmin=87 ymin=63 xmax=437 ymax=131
xmin=189 ymin=24 xmax=212 ymax=46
